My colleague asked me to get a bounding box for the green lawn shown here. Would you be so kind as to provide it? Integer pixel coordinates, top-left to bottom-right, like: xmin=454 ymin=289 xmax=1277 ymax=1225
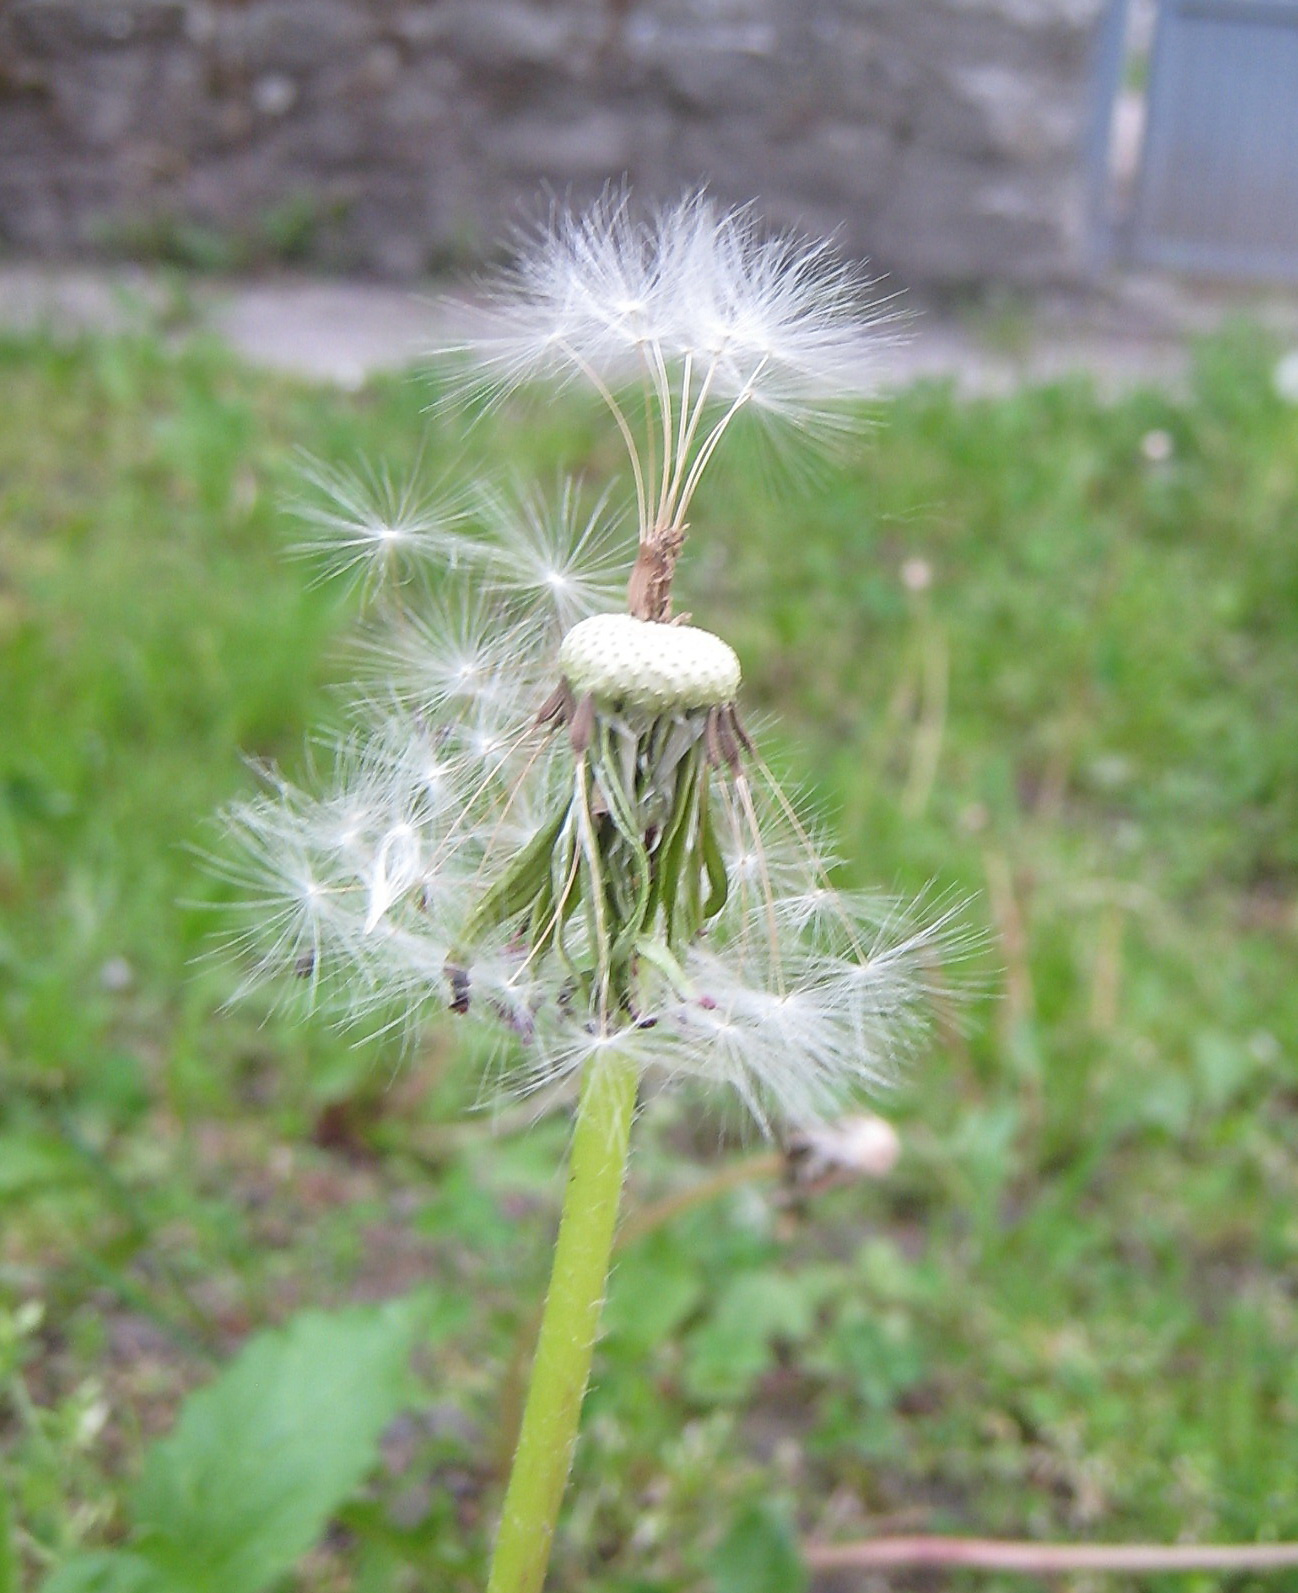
xmin=2 ymin=320 xmax=1296 ymax=1593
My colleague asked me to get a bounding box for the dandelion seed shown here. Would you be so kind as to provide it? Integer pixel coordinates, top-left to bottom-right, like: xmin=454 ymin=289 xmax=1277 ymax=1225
xmin=376 ymin=589 xmax=545 ymax=717
xmin=214 ymin=788 xmax=359 ymax=1007
xmin=363 ymin=822 xmax=421 ymax=933
xmin=476 ymin=478 xmax=626 ymax=632
xmin=288 ymin=457 xmax=474 ymax=594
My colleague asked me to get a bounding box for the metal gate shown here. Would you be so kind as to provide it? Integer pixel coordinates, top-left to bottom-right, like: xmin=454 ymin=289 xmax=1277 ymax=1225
xmin=1091 ymin=0 xmax=1298 ymax=280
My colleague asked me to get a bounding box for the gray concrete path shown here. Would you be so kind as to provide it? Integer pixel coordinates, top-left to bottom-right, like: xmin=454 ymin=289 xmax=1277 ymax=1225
xmin=4 ymin=262 xmax=1298 ymax=394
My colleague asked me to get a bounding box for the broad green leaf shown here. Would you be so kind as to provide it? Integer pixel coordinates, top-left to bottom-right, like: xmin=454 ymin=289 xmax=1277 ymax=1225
xmin=132 ymin=1297 xmax=423 ymax=1593
xmin=43 ymin=1553 xmax=176 ymax=1593
xmin=711 ymin=1502 xmax=807 ymax=1593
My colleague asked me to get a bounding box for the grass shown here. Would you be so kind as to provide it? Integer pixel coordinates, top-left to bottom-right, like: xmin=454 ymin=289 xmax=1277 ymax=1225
xmin=1 ymin=318 xmax=1297 ymax=1592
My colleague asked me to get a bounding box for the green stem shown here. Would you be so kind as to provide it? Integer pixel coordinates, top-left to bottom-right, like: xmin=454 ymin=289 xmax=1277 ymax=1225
xmin=486 ymin=1053 xmax=639 ymax=1593
xmin=0 ymin=1458 xmax=13 ymax=1593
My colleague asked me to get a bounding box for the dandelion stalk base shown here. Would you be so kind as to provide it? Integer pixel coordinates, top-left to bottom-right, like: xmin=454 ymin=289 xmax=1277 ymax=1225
xmin=486 ymin=1053 xmax=638 ymax=1593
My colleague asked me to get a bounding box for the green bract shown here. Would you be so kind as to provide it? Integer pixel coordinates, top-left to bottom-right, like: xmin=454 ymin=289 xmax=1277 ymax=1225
xmin=462 ymin=698 xmax=733 ymax=1010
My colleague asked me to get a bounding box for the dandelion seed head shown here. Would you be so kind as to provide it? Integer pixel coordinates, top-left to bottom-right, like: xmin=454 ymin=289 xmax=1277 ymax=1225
xmin=215 ymin=190 xmax=963 ymax=1132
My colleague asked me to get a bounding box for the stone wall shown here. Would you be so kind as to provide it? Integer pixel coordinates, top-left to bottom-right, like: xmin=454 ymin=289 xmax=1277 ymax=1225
xmin=0 ymin=0 xmax=1107 ymax=284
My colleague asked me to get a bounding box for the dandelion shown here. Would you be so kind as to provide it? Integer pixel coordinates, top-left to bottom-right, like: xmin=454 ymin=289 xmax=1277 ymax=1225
xmin=216 ymin=192 xmax=960 ymax=1593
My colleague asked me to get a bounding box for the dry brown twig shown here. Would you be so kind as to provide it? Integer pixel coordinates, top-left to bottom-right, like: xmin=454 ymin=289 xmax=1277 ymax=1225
xmin=802 ymin=1535 xmax=1298 ymax=1576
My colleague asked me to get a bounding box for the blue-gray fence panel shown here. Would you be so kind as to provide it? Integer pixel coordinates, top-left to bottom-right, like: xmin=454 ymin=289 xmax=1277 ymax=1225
xmin=1085 ymin=0 xmax=1134 ymax=263
xmin=1131 ymin=0 xmax=1298 ymax=279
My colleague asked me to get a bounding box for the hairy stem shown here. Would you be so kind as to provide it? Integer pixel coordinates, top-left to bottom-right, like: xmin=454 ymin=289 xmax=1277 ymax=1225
xmin=486 ymin=1054 xmax=639 ymax=1593
xmin=493 ymin=1146 xmax=784 ymax=1478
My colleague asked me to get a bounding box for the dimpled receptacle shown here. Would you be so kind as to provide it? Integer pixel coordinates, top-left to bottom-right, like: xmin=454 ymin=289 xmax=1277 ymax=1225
xmin=559 ymin=614 xmax=741 ymax=713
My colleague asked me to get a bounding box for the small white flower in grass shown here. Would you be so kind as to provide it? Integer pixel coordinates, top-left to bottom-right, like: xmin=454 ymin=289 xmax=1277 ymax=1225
xmin=901 ymin=556 xmax=932 ymax=593
xmin=787 ymin=1112 xmax=901 ymax=1183
xmin=1140 ymin=428 xmax=1174 ymax=464
xmin=1273 ymin=349 xmax=1298 ymax=404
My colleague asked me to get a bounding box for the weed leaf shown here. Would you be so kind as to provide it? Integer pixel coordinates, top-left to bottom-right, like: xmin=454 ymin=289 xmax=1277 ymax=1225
xmin=42 ymin=1553 xmax=176 ymax=1593
xmin=129 ymin=1297 xmax=423 ymax=1593
xmin=711 ymin=1502 xmax=807 ymax=1593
